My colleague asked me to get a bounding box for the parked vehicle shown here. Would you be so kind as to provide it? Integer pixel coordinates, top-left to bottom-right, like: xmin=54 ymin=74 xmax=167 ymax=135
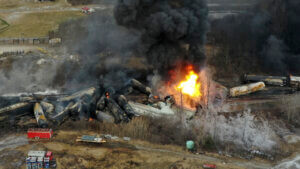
xmin=27 ymin=128 xmax=53 ymax=140
xmin=26 ymin=151 xmax=56 ymax=169
xmin=203 ymin=164 xmax=216 ymax=169
xmin=81 ymin=7 xmax=95 ymax=14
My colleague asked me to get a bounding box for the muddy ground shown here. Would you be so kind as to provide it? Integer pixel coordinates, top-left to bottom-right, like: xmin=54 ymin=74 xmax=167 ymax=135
xmin=0 ymin=129 xmax=278 ymax=169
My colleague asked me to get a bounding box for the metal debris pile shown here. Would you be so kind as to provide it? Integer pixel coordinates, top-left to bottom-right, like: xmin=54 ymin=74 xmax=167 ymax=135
xmin=1 ymin=74 xmax=299 ymax=128
xmin=0 ymin=79 xmax=178 ymax=127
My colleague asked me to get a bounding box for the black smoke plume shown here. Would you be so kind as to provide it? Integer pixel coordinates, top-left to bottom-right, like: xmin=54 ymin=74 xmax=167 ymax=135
xmin=0 ymin=1 xmax=209 ymax=95
xmin=114 ymin=0 xmax=208 ymax=73
xmin=57 ymin=9 xmax=145 ymax=91
xmin=209 ymin=0 xmax=300 ymax=75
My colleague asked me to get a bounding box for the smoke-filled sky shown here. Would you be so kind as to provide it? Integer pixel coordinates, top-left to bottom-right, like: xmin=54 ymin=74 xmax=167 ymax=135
xmin=0 ymin=0 xmax=299 ymax=95
xmin=59 ymin=0 xmax=209 ymax=89
xmin=114 ymin=0 xmax=208 ymax=72
xmin=210 ymin=0 xmax=300 ymax=75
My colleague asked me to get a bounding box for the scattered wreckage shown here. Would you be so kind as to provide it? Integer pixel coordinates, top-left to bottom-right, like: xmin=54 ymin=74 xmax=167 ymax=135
xmin=1 ymin=74 xmax=299 ymax=126
xmin=76 ymin=134 xmax=131 ymax=144
xmin=0 ymin=79 xmax=192 ymax=127
xmin=243 ymin=74 xmax=300 ymax=89
xmin=76 ymin=135 xmax=106 ymax=144
xmin=229 ymin=74 xmax=300 ymax=97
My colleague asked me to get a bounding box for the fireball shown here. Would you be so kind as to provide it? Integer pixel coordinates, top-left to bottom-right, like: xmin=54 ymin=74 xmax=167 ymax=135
xmin=177 ymin=70 xmax=202 ymax=97
xmin=161 ymin=65 xmax=204 ymax=110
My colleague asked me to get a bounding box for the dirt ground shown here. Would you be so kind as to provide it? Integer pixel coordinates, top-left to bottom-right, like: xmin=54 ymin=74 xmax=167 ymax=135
xmin=0 ymin=129 xmax=276 ymax=169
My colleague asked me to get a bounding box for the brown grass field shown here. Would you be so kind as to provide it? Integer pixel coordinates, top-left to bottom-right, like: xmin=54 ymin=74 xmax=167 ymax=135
xmin=0 ymin=0 xmax=70 ymax=10
xmin=0 ymin=129 xmax=273 ymax=169
xmin=0 ymin=0 xmax=85 ymax=37
xmin=0 ymin=11 xmax=84 ymax=37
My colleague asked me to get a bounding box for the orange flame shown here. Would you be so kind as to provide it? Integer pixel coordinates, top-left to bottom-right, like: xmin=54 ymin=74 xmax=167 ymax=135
xmin=177 ymin=70 xmax=202 ymax=97
xmin=105 ymin=92 xmax=110 ymax=99
xmin=158 ymin=64 xmax=205 ymax=110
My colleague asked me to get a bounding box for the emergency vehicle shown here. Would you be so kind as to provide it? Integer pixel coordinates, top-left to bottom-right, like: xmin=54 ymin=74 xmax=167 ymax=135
xmin=27 ymin=128 xmax=53 ymax=140
xmin=26 ymin=151 xmax=56 ymax=169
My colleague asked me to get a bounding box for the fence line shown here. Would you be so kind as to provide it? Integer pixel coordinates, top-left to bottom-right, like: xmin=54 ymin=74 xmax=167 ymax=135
xmin=0 ymin=37 xmax=50 ymax=45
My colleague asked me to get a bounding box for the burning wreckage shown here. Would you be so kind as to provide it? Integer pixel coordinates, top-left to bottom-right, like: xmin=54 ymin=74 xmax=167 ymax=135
xmin=1 ymin=63 xmax=300 ymax=157
xmin=1 ymin=72 xmax=300 ymax=128
xmin=0 ymin=79 xmax=193 ymax=127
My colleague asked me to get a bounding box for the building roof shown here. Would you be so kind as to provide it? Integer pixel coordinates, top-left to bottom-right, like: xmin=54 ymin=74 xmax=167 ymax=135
xmin=82 ymin=7 xmax=90 ymax=10
xmin=28 ymin=151 xmax=46 ymax=157
xmin=28 ymin=128 xmax=52 ymax=133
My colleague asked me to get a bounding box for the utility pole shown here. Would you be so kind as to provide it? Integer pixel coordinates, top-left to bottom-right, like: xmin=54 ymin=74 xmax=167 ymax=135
xmin=207 ymin=75 xmax=210 ymax=109
xmin=180 ymin=89 xmax=184 ymax=124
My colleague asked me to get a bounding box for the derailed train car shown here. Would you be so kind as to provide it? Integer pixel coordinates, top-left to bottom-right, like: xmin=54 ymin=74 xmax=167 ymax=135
xmin=290 ymin=75 xmax=300 ymax=90
xmin=0 ymin=78 xmax=195 ymax=127
xmin=34 ymin=103 xmax=49 ymax=128
xmin=243 ymin=74 xmax=300 ymax=90
xmin=230 ymin=82 xmax=266 ymax=97
xmin=243 ymin=74 xmax=288 ymax=86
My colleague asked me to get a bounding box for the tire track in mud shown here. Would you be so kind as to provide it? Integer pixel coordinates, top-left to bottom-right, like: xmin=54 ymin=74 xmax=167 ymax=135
xmin=135 ymin=145 xmax=272 ymax=169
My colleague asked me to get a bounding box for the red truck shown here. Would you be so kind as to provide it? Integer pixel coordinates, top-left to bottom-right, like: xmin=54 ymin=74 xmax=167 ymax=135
xmin=27 ymin=128 xmax=53 ymax=140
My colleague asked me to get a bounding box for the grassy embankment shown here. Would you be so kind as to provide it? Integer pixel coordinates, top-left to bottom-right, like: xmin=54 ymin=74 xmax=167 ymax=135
xmin=0 ymin=0 xmax=84 ymax=37
xmin=0 ymin=11 xmax=84 ymax=37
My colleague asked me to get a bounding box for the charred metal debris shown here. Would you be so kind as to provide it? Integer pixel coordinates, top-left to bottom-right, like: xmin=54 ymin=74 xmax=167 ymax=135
xmin=0 ymin=79 xmax=163 ymax=127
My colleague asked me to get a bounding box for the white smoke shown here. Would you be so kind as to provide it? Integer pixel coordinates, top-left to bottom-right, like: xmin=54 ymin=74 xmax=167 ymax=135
xmin=0 ymin=54 xmax=66 ymax=95
xmin=190 ymin=109 xmax=282 ymax=153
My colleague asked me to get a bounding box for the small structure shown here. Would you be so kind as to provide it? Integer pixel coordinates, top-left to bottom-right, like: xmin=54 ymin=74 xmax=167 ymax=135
xmin=49 ymin=38 xmax=61 ymax=45
xmin=81 ymin=7 xmax=95 ymax=14
xmin=186 ymin=140 xmax=195 ymax=151
xmin=27 ymin=128 xmax=53 ymax=140
xmin=203 ymin=164 xmax=216 ymax=169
